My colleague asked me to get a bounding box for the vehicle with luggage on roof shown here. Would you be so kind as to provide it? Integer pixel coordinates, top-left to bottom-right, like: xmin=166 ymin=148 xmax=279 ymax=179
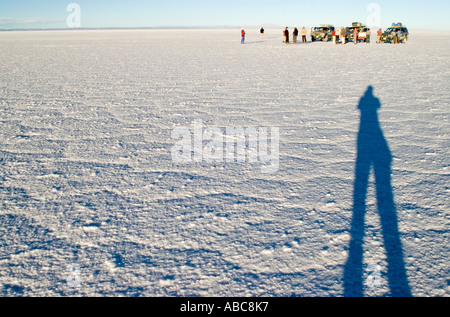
xmin=379 ymin=23 xmax=409 ymax=43
xmin=345 ymin=22 xmax=369 ymax=43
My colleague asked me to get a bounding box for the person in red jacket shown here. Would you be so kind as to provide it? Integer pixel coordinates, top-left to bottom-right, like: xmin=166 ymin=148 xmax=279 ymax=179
xmin=241 ymin=28 xmax=246 ymax=44
xmin=353 ymin=28 xmax=359 ymax=44
xmin=377 ymin=28 xmax=382 ymax=44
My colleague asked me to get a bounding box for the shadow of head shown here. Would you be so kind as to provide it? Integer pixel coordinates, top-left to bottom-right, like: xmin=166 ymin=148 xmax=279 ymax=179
xmin=358 ymin=86 xmax=381 ymax=112
xmin=356 ymin=85 xmax=391 ymax=160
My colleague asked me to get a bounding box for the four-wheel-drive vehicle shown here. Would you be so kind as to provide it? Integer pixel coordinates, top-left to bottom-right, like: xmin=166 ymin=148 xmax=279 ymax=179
xmin=357 ymin=27 xmax=371 ymax=42
xmin=311 ymin=25 xmax=335 ymax=42
xmin=380 ymin=23 xmax=409 ymax=43
xmin=345 ymin=22 xmax=367 ymax=42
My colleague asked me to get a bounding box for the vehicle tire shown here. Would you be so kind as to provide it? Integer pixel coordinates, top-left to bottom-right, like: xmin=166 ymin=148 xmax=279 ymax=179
xmin=311 ymin=37 xmax=316 ymax=42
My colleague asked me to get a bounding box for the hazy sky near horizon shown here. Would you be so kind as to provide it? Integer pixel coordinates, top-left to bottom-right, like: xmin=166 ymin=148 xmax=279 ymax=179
xmin=0 ymin=0 xmax=449 ymax=30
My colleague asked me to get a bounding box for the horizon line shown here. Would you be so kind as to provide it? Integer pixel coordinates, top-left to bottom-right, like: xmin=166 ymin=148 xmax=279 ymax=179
xmin=1 ymin=26 xmax=448 ymax=32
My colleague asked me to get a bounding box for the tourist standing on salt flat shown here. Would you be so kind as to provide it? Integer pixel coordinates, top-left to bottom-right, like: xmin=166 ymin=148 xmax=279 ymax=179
xmin=301 ymin=27 xmax=308 ymax=43
xmin=293 ymin=27 xmax=299 ymax=44
xmin=353 ymin=28 xmax=359 ymax=44
xmin=283 ymin=27 xmax=290 ymax=44
xmin=341 ymin=27 xmax=347 ymax=44
xmin=377 ymin=29 xmax=382 ymax=43
xmin=335 ymin=28 xmax=341 ymax=44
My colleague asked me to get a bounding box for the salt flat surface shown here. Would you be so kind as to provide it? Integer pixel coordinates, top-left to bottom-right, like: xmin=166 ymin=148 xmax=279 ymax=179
xmin=0 ymin=29 xmax=448 ymax=297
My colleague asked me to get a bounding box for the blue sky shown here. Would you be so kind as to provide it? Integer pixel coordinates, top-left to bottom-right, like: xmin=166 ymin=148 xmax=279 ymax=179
xmin=0 ymin=0 xmax=449 ymax=30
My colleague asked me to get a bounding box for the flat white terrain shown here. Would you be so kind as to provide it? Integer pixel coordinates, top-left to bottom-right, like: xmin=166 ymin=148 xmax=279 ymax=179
xmin=0 ymin=29 xmax=448 ymax=297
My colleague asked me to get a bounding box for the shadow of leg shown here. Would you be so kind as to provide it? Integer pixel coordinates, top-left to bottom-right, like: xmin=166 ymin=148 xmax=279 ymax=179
xmin=374 ymin=161 xmax=412 ymax=297
xmin=344 ymin=159 xmax=370 ymax=297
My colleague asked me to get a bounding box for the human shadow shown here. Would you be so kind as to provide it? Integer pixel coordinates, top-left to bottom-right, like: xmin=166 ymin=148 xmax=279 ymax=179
xmin=243 ymin=40 xmax=266 ymax=45
xmin=343 ymin=86 xmax=412 ymax=297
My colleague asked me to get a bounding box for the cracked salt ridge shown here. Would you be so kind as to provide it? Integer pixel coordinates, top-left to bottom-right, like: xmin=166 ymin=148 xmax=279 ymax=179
xmin=0 ymin=29 xmax=448 ymax=297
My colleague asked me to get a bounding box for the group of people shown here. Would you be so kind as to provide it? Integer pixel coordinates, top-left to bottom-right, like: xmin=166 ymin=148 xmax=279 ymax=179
xmin=241 ymin=27 xmax=398 ymax=45
xmin=386 ymin=29 xmax=404 ymax=44
xmin=331 ymin=27 xmax=351 ymax=44
xmin=348 ymin=27 xmax=371 ymax=44
xmin=283 ymin=26 xmax=368 ymax=45
xmin=241 ymin=27 xmax=308 ymax=44
xmin=283 ymin=27 xmax=308 ymax=44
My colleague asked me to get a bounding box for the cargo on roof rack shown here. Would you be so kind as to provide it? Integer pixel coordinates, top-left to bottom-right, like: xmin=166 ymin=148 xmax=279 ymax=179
xmin=344 ymin=23 xmax=367 ymax=42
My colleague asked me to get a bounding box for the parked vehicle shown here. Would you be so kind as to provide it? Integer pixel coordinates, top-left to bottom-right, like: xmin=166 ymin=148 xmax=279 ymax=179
xmin=311 ymin=25 xmax=335 ymax=42
xmin=358 ymin=27 xmax=371 ymax=43
xmin=345 ymin=22 xmax=367 ymax=43
xmin=380 ymin=23 xmax=409 ymax=43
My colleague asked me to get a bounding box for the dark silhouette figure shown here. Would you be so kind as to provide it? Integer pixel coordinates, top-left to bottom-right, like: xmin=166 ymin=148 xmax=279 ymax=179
xmin=344 ymin=86 xmax=412 ymax=297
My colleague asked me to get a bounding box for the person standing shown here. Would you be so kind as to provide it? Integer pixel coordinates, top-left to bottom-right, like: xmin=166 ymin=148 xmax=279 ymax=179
xmin=335 ymin=28 xmax=340 ymax=44
xmin=260 ymin=27 xmax=265 ymax=39
xmin=241 ymin=28 xmax=246 ymax=44
xmin=301 ymin=27 xmax=308 ymax=43
xmin=353 ymin=27 xmax=359 ymax=44
xmin=293 ymin=27 xmax=299 ymax=44
xmin=391 ymin=30 xmax=397 ymax=44
xmin=366 ymin=28 xmax=371 ymax=43
xmin=332 ymin=28 xmax=337 ymax=44
xmin=377 ymin=28 xmax=382 ymax=44
xmin=284 ymin=27 xmax=290 ymax=44
xmin=341 ymin=27 xmax=346 ymax=44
